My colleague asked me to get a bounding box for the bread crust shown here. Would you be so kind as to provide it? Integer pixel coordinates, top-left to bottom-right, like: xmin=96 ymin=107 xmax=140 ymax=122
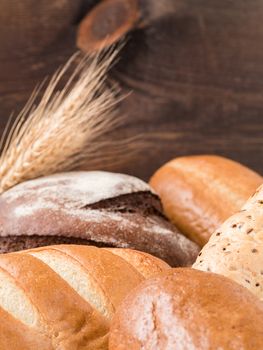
xmin=0 ymin=252 xmax=109 ymax=350
xmin=194 ymin=183 xmax=263 ymax=300
xmin=150 ymin=155 xmax=262 ymax=246
xmin=30 ymin=245 xmax=144 ymax=319
xmin=110 ymin=268 xmax=263 ymax=349
xmin=0 ymin=245 xmax=170 ymax=348
xmin=0 ymin=171 xmax=199 ymax=266
xmin=0 ymin=306 xmax=52 ymax=350
xmin=105 ymin=248 xmax=170 ymax=278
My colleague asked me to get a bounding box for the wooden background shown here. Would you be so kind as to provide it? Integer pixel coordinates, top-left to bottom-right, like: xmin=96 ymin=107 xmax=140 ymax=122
xmin=0 ymin=0 xmax=262 ymax=180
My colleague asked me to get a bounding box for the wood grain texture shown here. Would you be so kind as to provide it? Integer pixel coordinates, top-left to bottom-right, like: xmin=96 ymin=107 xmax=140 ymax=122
xmin=0 ymin=0 xmax=262 ymax=181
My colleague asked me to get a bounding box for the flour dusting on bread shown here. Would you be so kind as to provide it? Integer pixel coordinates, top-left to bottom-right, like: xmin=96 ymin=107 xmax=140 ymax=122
xmin=4 ymin=171 xmax=152 ymax=206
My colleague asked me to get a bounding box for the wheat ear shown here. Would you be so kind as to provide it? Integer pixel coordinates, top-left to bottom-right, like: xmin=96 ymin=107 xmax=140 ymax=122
xmin=0 ymin=49 xmax=129 ymax=194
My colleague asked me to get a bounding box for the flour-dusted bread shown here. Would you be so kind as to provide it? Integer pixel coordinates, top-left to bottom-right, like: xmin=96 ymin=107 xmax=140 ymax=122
xmin=194 ymin=184 xmax=263 ymax=300
xmin=0 ymin=245 xmax=170 ymax=349
xmin=109 ymin=268 xmax=263 ymax=350
xmin=150 ymin=155 xmax=262 ymax=246
xmin=0 ymin=171 xmax=199 ymax=266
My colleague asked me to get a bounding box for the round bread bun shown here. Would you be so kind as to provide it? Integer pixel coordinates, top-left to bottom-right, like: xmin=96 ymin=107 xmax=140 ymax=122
xmin=150 ymin=155 xmax=262 ymax=246
xmin=109 ymin=268 xmax=263 ymax=350
xmin=0 ymin=171 xmax=199 ymax=266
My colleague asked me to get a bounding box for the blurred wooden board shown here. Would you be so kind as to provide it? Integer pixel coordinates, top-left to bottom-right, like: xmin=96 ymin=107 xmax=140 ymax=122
xmin=0 ymin=0 xmax=262 ymax=180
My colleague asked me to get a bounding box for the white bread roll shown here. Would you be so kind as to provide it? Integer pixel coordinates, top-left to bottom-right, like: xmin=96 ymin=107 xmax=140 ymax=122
xmin=0 ymin=245 xmax=170 ymax=349
xmin=193 ymin=184 xmax=263 ymax=300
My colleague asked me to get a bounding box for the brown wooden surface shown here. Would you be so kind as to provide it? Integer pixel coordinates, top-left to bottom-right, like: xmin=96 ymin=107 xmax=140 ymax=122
xmin=0 ymin=0 xmax=262 ymax=181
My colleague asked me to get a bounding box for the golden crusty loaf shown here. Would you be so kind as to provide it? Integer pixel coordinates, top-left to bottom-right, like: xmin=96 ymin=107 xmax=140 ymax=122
xmin=0 ymin=171 xmax=199 ymax=266
xmin=194 ymin=184 xmax=263 ymax=300
xmin=0 ymin=245 xmax=170 ymax=349
xmin=150 ymin=155 xmax=262 ymax=246
xmin=109 ymin=268 xmax=263 ymax=350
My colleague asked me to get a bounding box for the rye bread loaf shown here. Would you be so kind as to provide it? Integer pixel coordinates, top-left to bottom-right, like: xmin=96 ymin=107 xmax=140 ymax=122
xmin=0 ymin=171 xmax=199 ymax=266
xmin=193 ymin=184 xmax=263 ymax=300
xmin=109 ymin=268 xmax=263 ymax=350
xmin=0 ymin=245 xmax=170 ymax=349
xmin=150 ymin=155 xmax=262 ymax=246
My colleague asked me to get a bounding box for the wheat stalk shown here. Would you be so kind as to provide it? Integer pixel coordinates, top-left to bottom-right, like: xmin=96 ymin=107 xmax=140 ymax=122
xmin=0 ymin=48 xmax=133 ymax=194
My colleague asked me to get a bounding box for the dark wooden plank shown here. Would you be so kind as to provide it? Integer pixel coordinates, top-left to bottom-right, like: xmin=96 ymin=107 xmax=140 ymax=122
xmin=111 ymin=0 xmax=263 ymax=178
xmin=0 ymin=0 xmax=262 ymax=181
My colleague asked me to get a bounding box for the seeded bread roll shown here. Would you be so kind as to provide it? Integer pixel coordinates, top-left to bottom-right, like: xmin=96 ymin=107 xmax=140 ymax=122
xmin=193 ymin=184 xmax=263 ymax=300
xmin=0 ymin=245 xmax=170 ymax=349
xmin=0 ymin=171 xmax=199 ymax=266
xmin=109 ymin=268 xmax=263 ymax=350
xmin=150 ymin=155 xmax=262 ymax=246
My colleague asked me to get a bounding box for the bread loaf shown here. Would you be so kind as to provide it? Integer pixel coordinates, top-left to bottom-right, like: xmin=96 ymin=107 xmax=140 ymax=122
xmin=0 ymin=245 xmax=170 ymax=349
xmin=150 ymin=155 xmax=262 ymax=246
xmin=109 ymin=268 xmax=263 ymax=349
xmin=193 ymin=183 xmax=263 ymax=300
xmin=0 ymin=171 xmax=199 ymax=266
